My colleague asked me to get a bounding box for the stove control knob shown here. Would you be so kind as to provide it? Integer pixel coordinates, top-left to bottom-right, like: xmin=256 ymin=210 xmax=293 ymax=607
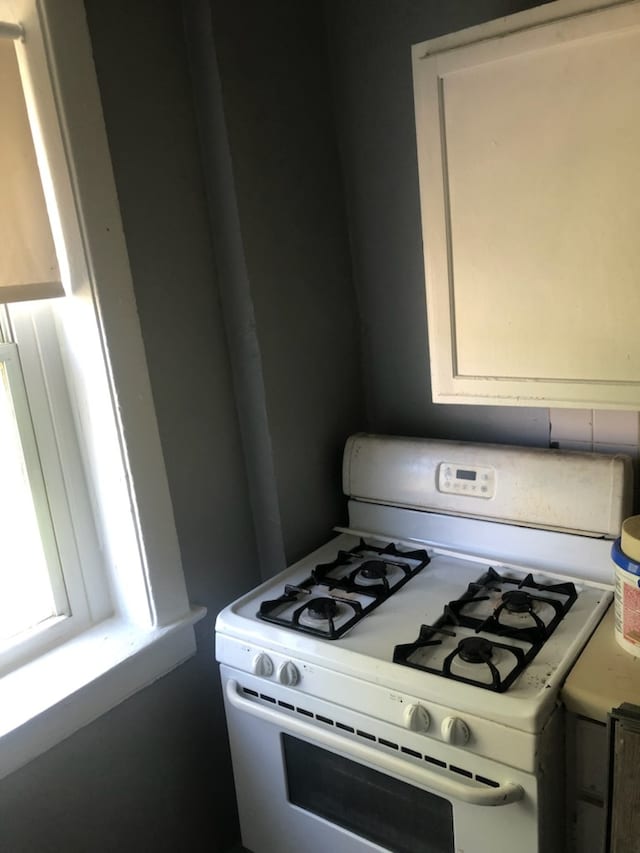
xmin=252 ymin=653 xmax=274 ymax=678
xmin=278 ymin=661 xmax=300 ymax=687
xmin=404 ymin=703 xmax=431 ymax=733
xmin=441 ymin=716 xmax=470 ymax=746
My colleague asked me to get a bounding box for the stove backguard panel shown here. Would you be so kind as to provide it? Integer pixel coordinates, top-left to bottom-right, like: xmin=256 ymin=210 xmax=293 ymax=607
xmin=343 ymin=434 xmax=632 ymax=538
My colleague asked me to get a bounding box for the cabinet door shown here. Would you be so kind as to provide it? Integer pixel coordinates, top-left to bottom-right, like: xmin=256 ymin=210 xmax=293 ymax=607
xmin=413 ymin=0 xmax=640 ymax=409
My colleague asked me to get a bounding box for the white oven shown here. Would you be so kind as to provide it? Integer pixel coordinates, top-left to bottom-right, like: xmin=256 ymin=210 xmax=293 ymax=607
xmin=220 ymin=667 xmax=553 ymax=853
xmin=216 ymin=435 xmax=632 ymax=853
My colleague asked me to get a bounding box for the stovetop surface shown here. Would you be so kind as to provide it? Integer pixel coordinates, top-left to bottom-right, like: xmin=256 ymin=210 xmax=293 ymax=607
xmin=216 ymin=531 xmax=612 ymax=728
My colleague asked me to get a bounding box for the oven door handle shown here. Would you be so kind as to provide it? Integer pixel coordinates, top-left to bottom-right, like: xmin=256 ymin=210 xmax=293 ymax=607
xmin=225 ymin=680 xmax=524 ymax=807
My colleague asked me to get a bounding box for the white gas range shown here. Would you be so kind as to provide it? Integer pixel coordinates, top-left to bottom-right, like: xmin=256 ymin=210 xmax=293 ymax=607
xmin=216 ymin=434 xmax=632 ymax=853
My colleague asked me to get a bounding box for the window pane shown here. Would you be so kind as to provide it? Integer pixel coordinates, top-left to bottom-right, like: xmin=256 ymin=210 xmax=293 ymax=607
xmin=0 ymin=361 xmax=57 ymax=641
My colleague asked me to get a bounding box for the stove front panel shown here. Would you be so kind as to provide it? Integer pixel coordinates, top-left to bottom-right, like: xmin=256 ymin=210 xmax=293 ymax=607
xmin=222 ymin=665 xmax=559 ymax=853
xmin=216 ymin=648 xmax=545 ymax=772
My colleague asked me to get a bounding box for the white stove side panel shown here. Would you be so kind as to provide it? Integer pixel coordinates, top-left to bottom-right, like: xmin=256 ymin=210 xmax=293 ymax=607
xmin=342 ymin=434 xmax=632 ymax=538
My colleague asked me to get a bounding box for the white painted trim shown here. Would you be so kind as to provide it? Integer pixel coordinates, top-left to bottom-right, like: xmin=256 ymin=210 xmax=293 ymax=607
xmin=0 ymin=607 xmax=204 ymax=780
xmin=19 ymin=0 xmax=193 ymax=627
xmin=9 ymin=303 xmax=111 ymax=624
xmin=37 ymin=0 xmax=193 ymax=627
xmin=0 ymin=340 xmax=70 ymax=622
xmin=0 ymin=0 xmax=205 ymax=773
xmin=411 ymin=0 xmax=631 ymax=60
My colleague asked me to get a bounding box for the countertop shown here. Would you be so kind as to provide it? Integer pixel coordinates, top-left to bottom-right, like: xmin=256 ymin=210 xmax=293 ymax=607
xmin=562 ymin=604 xmax=640 ymax=723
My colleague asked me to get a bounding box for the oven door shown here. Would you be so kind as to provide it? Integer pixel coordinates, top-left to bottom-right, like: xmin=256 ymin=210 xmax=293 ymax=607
xmin=221 ymin=668 xmax=549 ymax=853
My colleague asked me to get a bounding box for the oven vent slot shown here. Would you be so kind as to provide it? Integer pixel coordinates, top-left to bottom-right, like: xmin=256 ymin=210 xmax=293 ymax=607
xmin=241 ymin=686 xmax=499 ymax=789
xmin=356 ymin=729 xmax=375 ymax=741
xmin=449 ymin=765 xmax=473 ymax=778
xmin=475 ymin=774 xmax=500 ymax=788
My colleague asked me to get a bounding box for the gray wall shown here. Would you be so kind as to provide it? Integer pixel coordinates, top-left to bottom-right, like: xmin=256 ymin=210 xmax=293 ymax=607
xmin=206 ymin=0 xmax=364 ymax=568
xmin=325 ymin=0 xmax=551 ymax=447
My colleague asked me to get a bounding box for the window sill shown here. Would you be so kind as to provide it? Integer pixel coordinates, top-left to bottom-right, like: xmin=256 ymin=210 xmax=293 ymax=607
xmin=0 ymin=606 xmax=206 ymax=780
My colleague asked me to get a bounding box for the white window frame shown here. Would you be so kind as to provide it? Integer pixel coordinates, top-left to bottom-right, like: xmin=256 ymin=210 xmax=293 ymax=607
xmin=0 ymin=0 xmax=204 ymax=780
xmin=0 ymin=302 xmax=110 ymax=673
xmin=0 ymin=315 xmax=77 ymax=671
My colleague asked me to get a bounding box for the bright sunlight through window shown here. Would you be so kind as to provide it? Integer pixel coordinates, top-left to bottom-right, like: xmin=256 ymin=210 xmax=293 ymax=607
xmin=0 ymin=356 xmax=61 ymax=645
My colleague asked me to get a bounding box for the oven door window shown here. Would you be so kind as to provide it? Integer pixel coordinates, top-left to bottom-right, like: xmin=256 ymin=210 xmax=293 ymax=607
xmin=283 ymin=735 xmax=454 ymax=853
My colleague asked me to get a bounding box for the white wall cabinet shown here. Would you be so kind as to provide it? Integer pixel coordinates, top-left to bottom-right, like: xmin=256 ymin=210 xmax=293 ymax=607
xmin=412 ymin=0 xmax=640 ymax=409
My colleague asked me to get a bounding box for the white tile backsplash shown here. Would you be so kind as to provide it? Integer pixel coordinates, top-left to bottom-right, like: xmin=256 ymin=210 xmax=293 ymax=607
xmin=549 ymin=409 xmax=593 ymax=443
xmin=593 ymin=411 xmax=640 ymax=446
xmin=549 ymin=410 xmax=640 ymax=466
xmin=548 ymin=410 xmax=639 ymax=515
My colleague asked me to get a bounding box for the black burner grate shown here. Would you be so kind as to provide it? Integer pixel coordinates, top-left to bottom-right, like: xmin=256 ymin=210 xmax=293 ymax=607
xmin=257 ymin=539 xmax=429 ymax=640
xmin=393 ymin=566 xmax=577 ymax=692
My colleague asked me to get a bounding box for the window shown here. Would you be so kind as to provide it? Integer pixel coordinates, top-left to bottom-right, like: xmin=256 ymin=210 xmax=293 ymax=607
xmin=0 ymin=331 xmax=66 ymax=650
xmin=0 ymin=302 xmax=108 ymax=677
xmin=0 ymin=0 xmax=203 ymax=779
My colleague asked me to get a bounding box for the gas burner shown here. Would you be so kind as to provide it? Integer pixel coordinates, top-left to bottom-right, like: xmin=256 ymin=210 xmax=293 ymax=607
xmin=256 ymin=538 xmax=429 ymax=640
xmin=394 ymin=622 xmax=528 ymax=692
xmin=312 ymin=543 xmax=426 ymax=598
xmin=317 ymin=542 xmax=425 ymax=592
xmin=294 ymin=596 xmax=362 ymax=637
xmin=458 ymin=636 xmax=494 ymax=664
xmin=502 ymin=590 xmax=533 ymax=614
xmin=358 ymin=559 xmax=388 ymax=580
xmin=306 ymin=597 xmax=339 ymax=622
xmin=445 ymin=566 xmax=578 ymax=644
xmin=393 ymin=566 xmax=579 ymax=692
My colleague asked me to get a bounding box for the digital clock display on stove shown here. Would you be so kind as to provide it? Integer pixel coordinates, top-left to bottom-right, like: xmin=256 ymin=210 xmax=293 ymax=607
xmin=456 ymin=469 xmax=476 ymax=481
xmin=437 ymin=461 xmax=495 ymax=498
